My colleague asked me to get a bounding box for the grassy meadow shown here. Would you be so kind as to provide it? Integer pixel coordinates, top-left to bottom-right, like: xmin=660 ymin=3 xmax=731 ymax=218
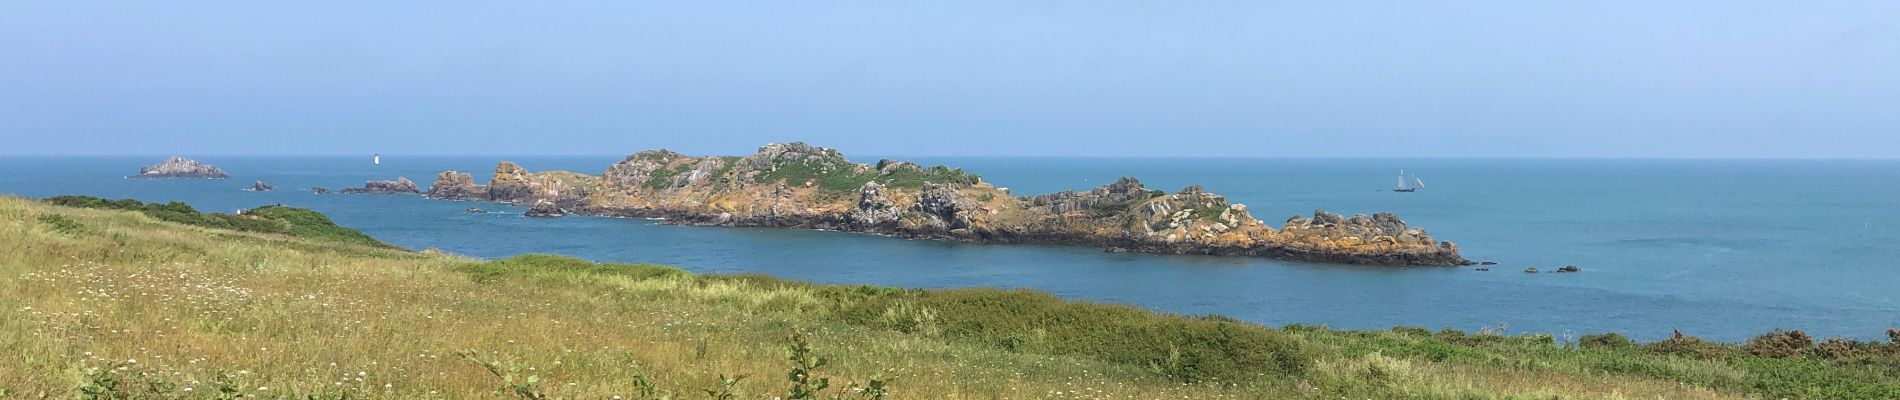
xmin=2 ymin=195 xmax=1897 ymax=399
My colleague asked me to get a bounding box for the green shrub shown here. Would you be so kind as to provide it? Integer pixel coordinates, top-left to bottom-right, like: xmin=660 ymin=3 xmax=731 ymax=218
xmin=1578 ymin=332 xmax=1636 ymax=350
xmin=1189 ymin=206 xmax=1226 ymax=221
xmin=1089 ymin=201 xmax=1131 ymax=218
xmin=37 ymin=213 xmax=88 ymax=235
xmin=1644 ymin=329 xmax=1736 ymax=360
xmin=753 ymin=155 xmax=873 ymax=194
xmin=643 ymin=163 xmax=694 ymax=190
xmin=243 ymin=206 xmax=386 ymax=247
xmin=879 ymin=165 xmax=978 ymax=188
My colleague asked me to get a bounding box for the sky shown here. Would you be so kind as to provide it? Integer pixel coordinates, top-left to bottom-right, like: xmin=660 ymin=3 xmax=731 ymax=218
xmin=1 ymin=1 xmax=1895 ymax=158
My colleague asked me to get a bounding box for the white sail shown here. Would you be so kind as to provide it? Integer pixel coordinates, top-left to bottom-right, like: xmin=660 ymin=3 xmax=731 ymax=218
xmin=1414 ymin=178 xmax=1425 ymax=189
xmin=1397 ymin=169 xmax=1408 ymax=189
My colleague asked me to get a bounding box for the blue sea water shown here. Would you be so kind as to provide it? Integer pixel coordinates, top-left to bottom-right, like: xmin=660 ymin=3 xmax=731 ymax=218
xmin=2 ymin=155 xmax=1896 ymax=342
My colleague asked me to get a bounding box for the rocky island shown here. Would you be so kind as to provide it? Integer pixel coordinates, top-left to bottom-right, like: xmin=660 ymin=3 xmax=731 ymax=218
xmin=341 ymin=177 xmax=421 ymax=195
xmin=130 ymin=156 xmax=229 ymax=179
xmin=426 ymin=143 xmax=1467 ymax=266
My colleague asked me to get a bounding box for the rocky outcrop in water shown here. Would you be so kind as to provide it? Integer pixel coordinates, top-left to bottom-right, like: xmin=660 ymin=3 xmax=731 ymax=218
xmin=523 ymin=200 xmax=566 ymax=217
xmin=426 ymin=142 xmax=1468 ymax=266
xmin=311 ymin=187 xmax=330 ymax=195
xmin=485 ymin=161 xmax=599 ymax=206
xmin=131 ymin=156 xmax=229 ymax=179
xmin=426 ymin=171 xmax=484 ymax=200
xmin=247 ymin=181 xmax=274 ymax=192
xmin=341 ymin=177 xmax=421 ymax=195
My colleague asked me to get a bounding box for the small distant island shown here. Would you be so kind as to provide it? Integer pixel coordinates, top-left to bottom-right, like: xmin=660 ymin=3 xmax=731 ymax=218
xmin=341 ymin=177 xmax=421 ymax=195
xmin=129 ymin=156 xmax=229 ymax=179
xmin=426 ymin=142 xmax=1468 ymax=266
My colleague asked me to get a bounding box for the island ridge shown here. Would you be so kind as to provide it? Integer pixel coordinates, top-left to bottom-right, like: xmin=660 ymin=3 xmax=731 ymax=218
xmin=426 ymin=142 xmax=1468 ymax=266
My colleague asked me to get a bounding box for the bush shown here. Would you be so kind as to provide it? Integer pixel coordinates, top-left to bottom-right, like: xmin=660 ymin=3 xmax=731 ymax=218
xmin=37 ymin=213 xmax=88 ymax=235
xmin=1390 ymin=326 xmax=1431 ymax=337
xmin=879 ymin=165 xmax=978 ymax=188
xmin=1745 ymin=330 xmax=1814 ymax=358
xmin=1579 ymin=332 xmax=1636 ymax=350
xmin=1813 ymin=338 xmax=1864 ymax=359
xmin=1644 ymin=329 xmax=1735 ymax=360
xmin=244 ymin=206 xmax=388 ymax=247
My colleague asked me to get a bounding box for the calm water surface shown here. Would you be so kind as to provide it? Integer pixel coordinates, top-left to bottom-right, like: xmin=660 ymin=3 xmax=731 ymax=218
xmin=3 ymin=155 xmax=1895 ymax=342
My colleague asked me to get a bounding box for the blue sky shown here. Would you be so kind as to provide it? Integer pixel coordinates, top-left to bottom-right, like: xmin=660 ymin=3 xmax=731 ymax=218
xmin=2 ymin=1 xmax=1895 ymax=157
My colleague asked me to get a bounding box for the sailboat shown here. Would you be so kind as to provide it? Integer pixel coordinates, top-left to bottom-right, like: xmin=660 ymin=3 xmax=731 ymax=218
xmin=1393 ymin=169 xmax=1424 ymax=192
xmin=373 ymin=154 xmax=381 ymax=165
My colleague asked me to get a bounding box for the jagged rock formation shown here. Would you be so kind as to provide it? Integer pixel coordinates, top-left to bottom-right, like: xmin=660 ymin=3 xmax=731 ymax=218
xmin=247 ymin=181 xmax=274 ymax=192
xmin=426 ymin=171 xmax=484 ymax=199
xmin=130 ymin=156 xmax=229 ymax=179
xmin=524 ymin=200 xmax=566 ymax=218
xmin=425 ymin=142 xmax=1467 ymax=266
xmin=484 ymin=161 xmax=599 ymax=206
xmin=341 ymin=177 xmax=421 ymax=195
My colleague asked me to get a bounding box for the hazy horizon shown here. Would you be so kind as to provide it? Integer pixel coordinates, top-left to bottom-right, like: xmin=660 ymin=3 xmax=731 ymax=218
xmin=4 ymin=2 xmax=1896 ymax=158
xmin=12 ymin=151 xmax=1900 ymax=162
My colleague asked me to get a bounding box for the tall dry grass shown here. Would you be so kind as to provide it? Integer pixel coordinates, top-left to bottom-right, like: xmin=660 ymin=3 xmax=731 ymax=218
xmin=3 ymin=196 xmax=1894 ymax=399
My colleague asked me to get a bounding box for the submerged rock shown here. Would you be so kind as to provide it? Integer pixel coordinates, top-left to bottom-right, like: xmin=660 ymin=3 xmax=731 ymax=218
xmin=340 ymin=177 xmax=421 ymax=195
xmin=1479 ymin=261 xmax=1498 ymax=265
xmin=310 ymin=187 xmax=330 ymax=195
xmin=1556 ymin=265 xmax=1581 ymax=273
xmin=131 ymin=156 xmax=229 ymax=179
xmin=466 ymin=207 xmax=486 ymax=214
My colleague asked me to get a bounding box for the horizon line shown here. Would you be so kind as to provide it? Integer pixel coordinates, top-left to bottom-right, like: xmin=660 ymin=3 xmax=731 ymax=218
xmin=2 ymin=153 xmax=1897 ymax=161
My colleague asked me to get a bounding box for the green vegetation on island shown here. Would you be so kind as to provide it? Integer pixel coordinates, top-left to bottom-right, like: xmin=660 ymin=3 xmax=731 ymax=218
xmin=3 ymin=196 xmax=1898 ymax=398
xmin=42 ymin=195 xmax=394 ymax=249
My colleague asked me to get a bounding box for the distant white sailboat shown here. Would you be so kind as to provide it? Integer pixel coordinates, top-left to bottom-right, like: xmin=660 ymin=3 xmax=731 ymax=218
xmin=373 ymin=154 xmax=381 ymax=165
xmin=1393 ymin=169 xmax=1422 ymax=192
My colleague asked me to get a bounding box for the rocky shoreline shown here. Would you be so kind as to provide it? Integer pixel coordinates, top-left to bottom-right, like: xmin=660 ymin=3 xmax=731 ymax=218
xmin=424 ymin=142 xmax=1470 ymax=266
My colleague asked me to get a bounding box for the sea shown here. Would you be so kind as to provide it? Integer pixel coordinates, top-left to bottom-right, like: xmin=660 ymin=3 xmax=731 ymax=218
xmin=3 ymin=155 xmax=1896 ymax=342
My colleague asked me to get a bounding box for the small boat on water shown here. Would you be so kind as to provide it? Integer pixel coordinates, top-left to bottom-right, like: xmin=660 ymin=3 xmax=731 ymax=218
xmin=1393 ymin=169 xmax=1424 ymax=192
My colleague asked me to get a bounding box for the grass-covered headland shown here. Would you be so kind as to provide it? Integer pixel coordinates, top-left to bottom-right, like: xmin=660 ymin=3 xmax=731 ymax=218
xmin=2 ymin=196 xmax=1897 ymax=399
